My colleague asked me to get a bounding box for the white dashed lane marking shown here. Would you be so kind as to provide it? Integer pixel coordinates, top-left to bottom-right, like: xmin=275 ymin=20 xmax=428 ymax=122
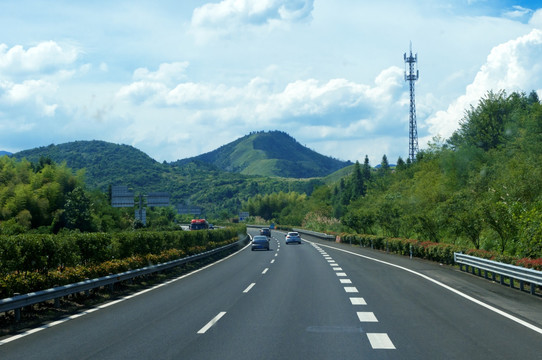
xmin=197 ymin=312 xmax=227 ymax=334
xmin=312 ymin=242 xmax=396 ymax=351
xmin=243 ymin=283 xmax=256 ymax=293
xmin=350 ymin=297 xmax=367 ymax=305
xmin=357 ymin=312 xmax=378 ymax=322
xmin=367 ymin=333 xmax=396 ymax=349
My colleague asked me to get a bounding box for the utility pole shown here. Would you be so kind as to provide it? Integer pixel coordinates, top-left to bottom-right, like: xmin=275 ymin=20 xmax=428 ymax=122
xmin=404 ymin=42 xmax=419 ymax=162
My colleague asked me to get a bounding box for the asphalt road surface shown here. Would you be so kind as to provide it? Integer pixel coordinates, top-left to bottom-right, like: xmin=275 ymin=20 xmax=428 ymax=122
xmin=1 ymin=229 xmax=541 ymax=359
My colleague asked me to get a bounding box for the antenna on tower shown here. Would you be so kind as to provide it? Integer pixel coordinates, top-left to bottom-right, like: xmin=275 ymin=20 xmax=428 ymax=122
xmin=404 ymin=42 xmax=419 ymax=162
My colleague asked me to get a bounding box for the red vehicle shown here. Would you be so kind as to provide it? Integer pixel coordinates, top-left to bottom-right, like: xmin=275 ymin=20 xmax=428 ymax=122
xmin=190 ymin=219 xmax=209 ymax=230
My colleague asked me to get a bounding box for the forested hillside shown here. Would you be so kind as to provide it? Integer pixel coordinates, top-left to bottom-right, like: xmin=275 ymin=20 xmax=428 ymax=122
xmin=245 ymin=91 xmax=542 ymax=258
xmin=13 ymin=141 xmax=166 ymax=190
xmin=6 ymin=141 xmax=330 ymax=228
xmin=171 ymin=130 xmax=351 ymax=177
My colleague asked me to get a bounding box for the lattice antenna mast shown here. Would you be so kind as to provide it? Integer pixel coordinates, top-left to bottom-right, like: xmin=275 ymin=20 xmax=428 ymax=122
xmin=404 ymin=42 xmax=419 ymax=162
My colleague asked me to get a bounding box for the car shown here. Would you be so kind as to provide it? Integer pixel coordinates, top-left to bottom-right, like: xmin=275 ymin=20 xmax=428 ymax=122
xmin=260 ymin=228 xmax=271 ymax=237
xmin=251 ymin=235 xmax=270 ymax=251
xmin=285 ymin=231 xmax=302 ymax=244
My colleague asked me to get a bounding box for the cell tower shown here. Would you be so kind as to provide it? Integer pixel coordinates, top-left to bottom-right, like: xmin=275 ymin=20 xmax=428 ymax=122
xmin=404 ymin=42 xmax=419 ymax=162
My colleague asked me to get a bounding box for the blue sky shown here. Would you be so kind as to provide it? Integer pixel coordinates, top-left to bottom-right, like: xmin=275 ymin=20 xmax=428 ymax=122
xmin=1 ymin=0 xmax=542 ymax=165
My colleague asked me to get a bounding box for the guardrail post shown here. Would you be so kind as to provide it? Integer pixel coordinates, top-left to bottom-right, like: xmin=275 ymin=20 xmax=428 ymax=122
xmin=13 ymin=293 xmax=21 ymax=322
xmin=531 ymin=284 xmax=536 ymax=295
xmin=54 ymin=297 xmax=60 ymax=308
xmin=85 ymin=278 xmax=90 ymax=296
xmin=409 ymin=245 xmax=412 ymax=260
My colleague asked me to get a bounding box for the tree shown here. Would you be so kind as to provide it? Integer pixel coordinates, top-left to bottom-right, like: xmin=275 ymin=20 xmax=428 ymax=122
xmin=63 ymin=186 xmax=94 ymax=232
xmin=351 ymin=161 xmax=365 ymax=199
xmin=380 ymin=155 xmax=390 ymax=173
xmin=362 ymin=155 xmax=371 ymax=182
xmin=449 ymin=90 xmax=515 ymax=151
xmin=396 ymin=157 xmax=406 ymax=171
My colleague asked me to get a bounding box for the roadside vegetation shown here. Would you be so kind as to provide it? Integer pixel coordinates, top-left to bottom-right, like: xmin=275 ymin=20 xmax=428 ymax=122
xmin=244 ymin=90 xmax=542 ymax=260
xmin=0 ymin=90 xmax=540 ymax=297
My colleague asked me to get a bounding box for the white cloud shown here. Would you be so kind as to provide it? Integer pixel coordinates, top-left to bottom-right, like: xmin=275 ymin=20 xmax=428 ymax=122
xmin=529 ymin=9 xmax=542 ymax=28
xmin=0 ymin=41 xmax=79 ymax=76
xmin=0 ymin=78 xmax=59 ymax=116
xmin=117 ymin=63 xmax=404 ymax=128
xmin=191 ymin=0 xmax=314 ymax=39
xmin=426 ymin=28 xmax=542 ymax=139
xmin=113 ymin=62 xmax=407 ymax=163
xmin=133 ymin=62 xmax=189 ymax=85
xmin=503 ymin=6 xmax=533 ymax=19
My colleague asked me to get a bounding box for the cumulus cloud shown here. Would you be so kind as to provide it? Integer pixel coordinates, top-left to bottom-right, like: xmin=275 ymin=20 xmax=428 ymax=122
xmin=191 ymin=0 xmax=314 ymax=39
xmin=529 ymin=8 xmax=542 ymax=28
xmin=426 ymin=28 xmax=542 ymax=139
xmin=0 ymin=41 xmax=82 ymax=118
xmin=0 ymin=77 xmax=60 ymax=117
xmin=116 ymin=62 xmax=406 ymax=148
xmin=133 ymin=62 xmax=189 ymax=85
xmin=0 ymin=41 xmax=79 ymax=76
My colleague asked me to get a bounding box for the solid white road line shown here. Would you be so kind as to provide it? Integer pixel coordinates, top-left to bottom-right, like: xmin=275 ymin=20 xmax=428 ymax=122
xmin=0 ymin=242 xmax=253 ymax=346
xmin=310 ymin=240 xmax=542 ymax=336
xmin=197 ymin=312 xmax=227 ymax=334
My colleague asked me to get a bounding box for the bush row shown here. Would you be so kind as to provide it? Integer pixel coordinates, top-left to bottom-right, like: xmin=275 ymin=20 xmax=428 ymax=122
xmin=0 ymin=225 xmax=246 ymax=275
xmin=337 ymin=233 xmax=542 ymax=270
xmin=0 ymin=238 xmax=238 ymax=298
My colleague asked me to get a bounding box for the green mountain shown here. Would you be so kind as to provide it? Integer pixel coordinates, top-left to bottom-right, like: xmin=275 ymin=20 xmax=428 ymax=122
xmin=13 ymin=141 xmax=166 ymax=190
xmin=11 ymin=136 xmax=330 ymax=216
xmin=171 ymin=131 xmax=352 ymax=178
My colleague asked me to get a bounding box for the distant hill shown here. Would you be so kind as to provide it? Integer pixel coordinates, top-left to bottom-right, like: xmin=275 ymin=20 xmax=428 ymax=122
xmin=13 ymin=141 xmax=166 ymax=190
xmin=172 ymin=130 xmax=351 ymax=178
xmin=11 ymin=139 xmax=327 ymax=216
xmin=0 ymin=151 xmax=12 ymax=156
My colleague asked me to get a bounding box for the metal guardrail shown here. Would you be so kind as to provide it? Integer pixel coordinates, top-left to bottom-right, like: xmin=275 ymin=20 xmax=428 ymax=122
xmin=454 ymin=252 xmax=542 ymax=295
xmin=292 ymin=228 xmax=335 ymax=241
xmin=0 ymin=236 xmax=249 ymax=319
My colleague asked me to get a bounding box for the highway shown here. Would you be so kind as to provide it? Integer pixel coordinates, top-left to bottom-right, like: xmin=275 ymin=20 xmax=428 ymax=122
xmin=1 ymin=229 xmax=541 ymax=359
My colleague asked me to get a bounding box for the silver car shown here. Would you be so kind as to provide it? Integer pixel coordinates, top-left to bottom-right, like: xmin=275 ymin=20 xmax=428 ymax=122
xmin=285 ymin=232 xmax=302 ymax=244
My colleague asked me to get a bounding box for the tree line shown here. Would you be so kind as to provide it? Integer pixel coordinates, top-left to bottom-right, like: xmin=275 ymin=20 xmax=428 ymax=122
xmin=244 ymin=90 xmax=542 ymax=258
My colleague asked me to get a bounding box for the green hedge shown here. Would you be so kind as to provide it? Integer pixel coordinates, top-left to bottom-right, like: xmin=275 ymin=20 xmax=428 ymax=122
xmin=0 ymin=225 xmax=245 ymax=274
xmin=0 ymin=225 xmax=246 ymax=297
xmin=337 ymin=233 xmax=542 ymax=270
